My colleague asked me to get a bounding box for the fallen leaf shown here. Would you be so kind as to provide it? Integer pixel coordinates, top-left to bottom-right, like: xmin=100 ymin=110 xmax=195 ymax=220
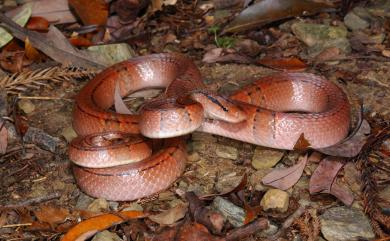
xmin=24 ymin=37 xmax=42 ymax=61
xmin=62 ymin=211 xmax=145 ymax=241
xmin=177 ymin=221 xmax=224 ymax=241
xmin=293 ymin=133 xmax=311 ymax=151
xmin=7 ymin=0 xmax=77 ymax=24
xmin=69 ymin=35 xmax=93 ymax=47
xmin=149 ymin=203 xmax=188 ymax=225
xmin=68 ymin=0 xmax=108 ymax=26
xmin=262 ymin=154 xmax=308 ymax=190
xmin=200 ymin=174 xmax=247 ymax=200
xmin=0 ymin=123 xmax=8 ymax=154
xmin=26 ymin=16 xmax=49 ymax=32
xmin=114 ymin=80 xmax=132 ymax=114
xmin=0 ymin=50 xmax=30 ymax=73
xmin=223 ymin=0 xmax=333 ymax=33
xmin=0 ymin=14 xmax=106 ymax=68
xmin=202 ymin=48 xmax=223 ymax=63
xmin=309 ymin=156 xmax=344 ymax=194
xmin=151 ymin=0 xmax=178 ymax=13
xmin=309 ymin=157 xmax=354 ymax=205
xmin=33 ymin=205 xmax=70 ymax=227
xmin=318 ymin=120 xmax=371 ymax=157
xmin=315 ymin=47 xmax=342 ymax=62
xmin=257 ymin=57 xmax=307 ymax=71
xmin=0 ymin=4 xmax=32 ymax=48
xmin=113 ymin=0 xmax=150 ymax=22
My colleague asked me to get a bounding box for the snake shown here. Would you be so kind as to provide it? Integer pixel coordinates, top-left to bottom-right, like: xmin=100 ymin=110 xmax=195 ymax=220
xmin=68 ymin=53 xmax=351 ymax=201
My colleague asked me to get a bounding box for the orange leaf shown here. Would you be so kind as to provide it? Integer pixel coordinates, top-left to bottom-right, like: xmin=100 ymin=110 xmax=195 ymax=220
xmin=24 ymin=37 xmax=42 ymax=61
xmin=26 ymin=16 xmax=49 ymax=32
xmin=34 ymin=205 xmax=70 ymax=227
xmin=61 ymin=211 xmax=145 ymax=241
xmin=69 ymin=36 xmax=93 ymax=47
xmin=257 ymin=57 xmax=307 ymax=71
xmin=293 ymin=133 xmax=311 ymax=151
xmin=68 ymin=0 xmax=108 ymax=25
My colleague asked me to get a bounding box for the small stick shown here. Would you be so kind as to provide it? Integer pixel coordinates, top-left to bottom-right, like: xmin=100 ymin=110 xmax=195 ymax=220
xmin=1 ymin=192 xmax=61 ymax=209
xmin=17 ymin=96 xmax=73 ymax=101
xmin=0 ymin=223 xmax=32 ymax=228
xmin=225 ymin=217 xmax=269 ymax=241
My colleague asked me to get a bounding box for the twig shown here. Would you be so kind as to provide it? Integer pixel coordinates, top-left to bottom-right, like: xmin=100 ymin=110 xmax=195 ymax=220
xmin=0 ymin=223 xmax=32 ymax=228
xmin=17 ymin=96 xmax=73 ymax=101
xmin=1 ymin=192 xmax=61 ymax=209
xmin=225 ymin=217 xmax=269 ymax=241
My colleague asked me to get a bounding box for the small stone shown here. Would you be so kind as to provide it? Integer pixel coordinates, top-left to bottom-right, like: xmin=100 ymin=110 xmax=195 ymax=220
xmin=215 ymin=173 xmax=243 ymax=193
xmin=109 ymin=201 xmax=119 ymax=211
xmin=187 ymin=152 xmax=200 ymax=162
xmin=61 ymin=126 xmax=77 ymax=143
xmin=191 ymin=141 xmax=206 ymax=152
xmin=216 ymin=144 xmax=238 ymax=160
xmin=123 ymin=202 xmax=143 ymax=212
xmin=87 ymin=43 xmax=135 ymax=66
xmin=23 ymin=127 xmax=60 ymax=152
xmin=260 ymin=189 xmax=289 ymax=213
xmin=75 ymin=192 xmax=95 ymax=210
xmin=251 ymin=147 xmax=284 ymax=169
xmin=344 ymin=12 xmax=370 ymax=31
xmin=257 ymin=221 xmax=278 ymax=238
xmin=87 ymin=198 xmax=109 ymax=212
xmin=92 ymin=230 xmax=123 ymax=241
xmin=249 ymin=169 xmax=271 ymax=191
xmin=212 ymin=196 xmax=245 ymax=227
xmin=18 ymin=99 xmax=35 ymax=114
xmin=320 ymin=206 xmax=375 ymax=241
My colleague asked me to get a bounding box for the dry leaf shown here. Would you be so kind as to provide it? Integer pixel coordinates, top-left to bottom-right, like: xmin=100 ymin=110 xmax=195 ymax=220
xmin=33 ymin=205 xmax=70 ymax=227
xmin=24 ymin=37 xmax=42 ymax=61
xmin=0 ymin=123 xmax=8 ymax=154
xmin=149 ymin=203 xmax=188 ymax=225
xmin=7 ymin=0 xmax=76 ymax=24
xmin=26 ymin=16 xmax=49 ymax=32
xmin=62 ymin=211 xmax=145 ymax=241
xmin=177 ymin=221 xmax=224 ymax=241
xmin=202 ymin=48 xmax=223 ymax=63
xmin=0 ymin=3 xmax=31 ymax=48
xmin=262 ymin=154 xmax=308 ymax=190
xmin=69 ymin=35 xmax=93 ymax=47
xmin=309 ymin=157 xmax=354 ymax=206
xmin=0 ymin=13 xmax=106 ymax=68
xmin=68 ymin=0 xmax=108 ymax=26
xmin=223 ymin=0 xmax=333 ymax=33
xmin=257 ymin=57 xmax=307 ymax=71
xmin=151 ymin=0 xmax=178 ymax=13
xmin=114 ymin=80 xmax=132 ymax=114
xmin=293 ymin=133 xmax=311 ymax=151
xmin=318 ymin=120 xmax=371 ymax=157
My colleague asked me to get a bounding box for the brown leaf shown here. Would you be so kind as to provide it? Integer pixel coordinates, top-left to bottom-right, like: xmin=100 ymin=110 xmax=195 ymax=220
xmin=113 ymin=0 xmax=150 ymax=22
xmin=26 ymin=16 xmax=49 ymax=32
xmin=68 ymin=0 xmax=108 ymax=26
xmin=0 ymin=13 xmax=106 ymax=68
xmin=69 ymin=35 xmax=93 ymax=47
xmin=257 ymin=57 xmax=307 ymax=71
xmin=177 ymin=221 xmax=225 ymax=241
xmin=262 ymin=154 xmax=308 ymax=190
xmin=318 ymin=120 xmax=371 ymax=157
xmin=7 ymin=0 xmax=77 ymax=24
xmin=150 ymin=0 xmax=178 ymax=13
xmin=114 ymin=80 xmax=132 ymax=114
xmin=0 ymin=123 xmax=8 ymax=154
xmin=293 ymin=133 xmax=311 ymax=151
xmin=223 ymin=0 xmax=333 ymax=33
xmin=202 ymin=48 xmax=223 ymax=63
xmin=309 ymin=156 xmax=344 ymax=194
xmin=309 ymin=156 xmax=354 ymax=206
xmin=315 ymin=47 xmax=342 ymax=62
xmin=0 ymin=50 xmax=28 ymax=73
xmin=33 ymin=205 xmax=70 ymax=227
xmin=24 ymin=37 xmax=42 ymax=61
xmin=149 ymin=203 xmax=188 ymax=225
xmin=62 ymin=211 xmax=145 ymax=241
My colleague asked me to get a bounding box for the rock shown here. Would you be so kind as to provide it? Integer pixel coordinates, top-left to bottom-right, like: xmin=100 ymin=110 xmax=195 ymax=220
xmin=320 ymin=206 xmax=375 ymax=241
xmin=257 ymin=221 xmax=278 ymax=238
xmin=212 ymin=196 xmax=245 ymax=227
xmin=123 ymin=202 xmax=143 ymax=212
xmin=215 ymin=144 xmax=238 ymax=160
xmin=87 ymin=43 xmax=135 ymax=66
xmin=344 ymin=11 xmax=369 ymax=31
xmin=109 ymin=201 xmax=119 ymax=211
xmin=92 ymin=230 xmax=123 ymax=241
xmin=187 ymin=152 xmax=200 ymax=162
xmin=260 ymin=189 xmax=289 ymax=213
xmin=291 ymin=22 xmax=350 ymax=56
xmin=23 ymin=127 xmax=60 ymax=152
xmin=75 ymin=192 xmax=95 ymax=210
xmin=87 ymin=198 xmax=109 ymax=212
xmin=249 ymin=169 xmax=271 ymax=191
xmin=61 ymin=126 xmax=77 ymax=143
xmin=18 ymin=99 xmax=35 ymax=114
xmin=215 ymin=173 xmax=243 ymax=193
xmin=251 ymin=147 xmax=284 ymax=169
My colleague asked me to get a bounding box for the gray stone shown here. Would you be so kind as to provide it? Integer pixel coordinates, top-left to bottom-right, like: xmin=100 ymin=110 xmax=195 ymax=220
xmin=249 ymin=169 xmax=271 ymax=191
xmin=212 ymin=196 xmax=245 ymax=227
xmin=320 ymin=206 xmax=375 ymax=241
xmin=344 ymin=12 xmax=370 ymax=31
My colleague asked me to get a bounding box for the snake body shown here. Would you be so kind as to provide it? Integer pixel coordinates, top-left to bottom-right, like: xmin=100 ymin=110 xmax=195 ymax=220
xmin=69 ymin=53 xmax=350 ymax=201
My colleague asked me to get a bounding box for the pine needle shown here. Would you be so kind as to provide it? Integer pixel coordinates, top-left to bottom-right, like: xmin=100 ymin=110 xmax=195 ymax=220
xmin=0 ymin=67 xmax=97 ymax=95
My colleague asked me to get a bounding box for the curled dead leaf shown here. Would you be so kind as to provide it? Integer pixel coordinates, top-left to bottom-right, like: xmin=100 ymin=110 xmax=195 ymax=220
xmin=149 ymin=203 xmax=188 ymax=225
